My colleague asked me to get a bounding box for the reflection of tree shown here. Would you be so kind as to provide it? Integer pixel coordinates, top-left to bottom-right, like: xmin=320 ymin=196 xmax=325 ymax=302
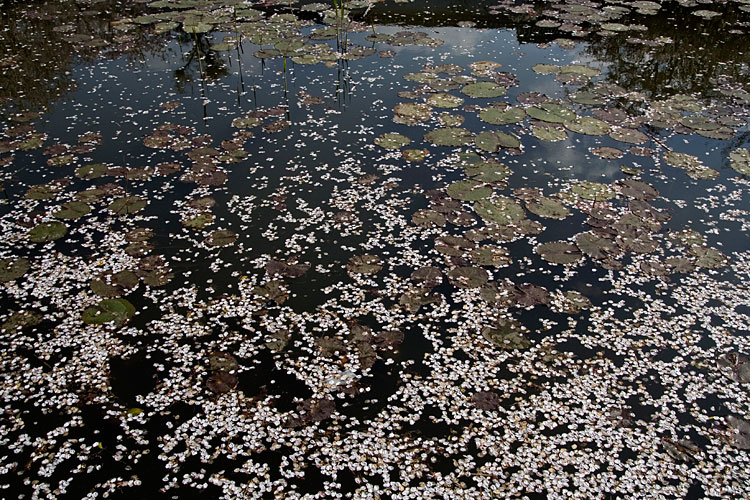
xmin=174 ymin=32 xmax=229 ymax=94
xmin=584 ymin=3 xmax=750 ymax=97
xmin=362 ymin=0 xmax=750 ymax=98
xmin=0 ymin=0 xmax=167 ymax=113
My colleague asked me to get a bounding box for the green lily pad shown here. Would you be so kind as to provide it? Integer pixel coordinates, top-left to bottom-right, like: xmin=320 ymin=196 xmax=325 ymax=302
xmin=465 ymin=161 xmax=511 ymax=183
xmin=394 ymin=103 xmax=432 ymax=124
xmin=527 ymin=103 xmax=576 ymax=123
xmin=481 ymin=318 xmax=530 ymax=349
xmin=575 ymin=232 xmax=619 ymax=260
xmin=109 ymin=196 xmax=146 ymax=215
xmin=75 ymin=163 xmax=108 ymax=180
xmin=183 ymin=213 xmax=214 ymax=229
xmin=474 ymin=197 xmax=525 ymax=224
xmin=412 ymin=209 xmax=446 ymax=227
xmin=232 ymin=116 xmax=261 ymax=128
xmin=560 ymin=64 xmax=600 ymax=78
xmin=448 ymin=266 xmax=489 ymax=288
xmin=469 ymin=245 xmax=511 ymax=267
xmin=569 ymin=91 xmax=606 ymax=106
xmin=479 ymin=106 xmax=526 ymax=125
xmin=532 ymin=64 xmax=560 ymax=75
xmin=438 ymin=113 xmax=464 ymax=127
xmin=475 ymin=131 xmax=521 ymax=152
xmin=609 ymin=128 xmax=649 ymax=144
xmin=25 ymin=184 xmax=58 ymax=200
xmin=531 ymin=124 xmax=567 ymax=142
xmin=402 ymin=149 xmax=429 ymax=162
xmin=526 ymin=197 xmax=570 ymax=219
xmin=346 ymin=255 xmax=383 ymax=274
xmin=82 ymin=298 xmax=136 ymax=326
xmin=730 ymin=148 xmax=750 ymax=175
xmin=536 ymin=241 xmax=582 ymax=265
xmin=447 ymin=180 xmax=492 ymax=201
xmin=553 ymin=291 xmax=592 ymax=314
xmin=205 ymin=230 xmax=237 ymax=247
xmin=462 ymin=82 xmax=506 ymax=98
xmin=426 ymin=93 xmax=464 ymax=108
xmin=53 ymin=202 xmax=91 ymax=220
xmin=0 ymin=258 xmax=30 ymax=282
xmin=564 ymin=117 xmax=611 ymax=136
xmin=690 ymin=246 xmax=728 ymax=268
xmin=1 ymin=310 xmax=42 ymax=333
xmin=375 ymin=132 xmax=411 ymax=150
xmin=424 ymin=128 xmax=474 ymax=147
xmin=29 ymin=222 xmax=67 ymax=242
xmin=571 ymin=181 xmax=616 ymax=201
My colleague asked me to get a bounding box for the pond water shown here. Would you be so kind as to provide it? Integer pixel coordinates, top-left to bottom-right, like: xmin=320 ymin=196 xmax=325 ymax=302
xmin=1 ymin=0 xmax=750 ymax=498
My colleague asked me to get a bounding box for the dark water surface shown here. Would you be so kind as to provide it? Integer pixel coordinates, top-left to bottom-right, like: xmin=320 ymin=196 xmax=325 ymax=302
xmin=1 ymin=0 xmax=750 ymax=498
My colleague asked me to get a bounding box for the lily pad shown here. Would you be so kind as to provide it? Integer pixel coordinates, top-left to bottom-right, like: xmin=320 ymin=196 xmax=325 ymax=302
xmin=526 ymin=197 xmax=570 ymax=219
xmin=531 ymin=124 xmax=567 ymax=142
xmin=469 ymin=245 xmax=510 ymax=267
xmin=462 ymin=82 xmax=506 ymax=98
xmin=346 ymin=255 xmax=382 ymax=274
xmin=690 ymin=246 xmax=728 ymax=268
xmin=575 ymin=232 xmax=619 ymax=260
xmin=424 ymin=128 xmax=474 ymax=147
xmin=75 ymin=163 xmax=108 ymax=179
xmin=109 ymin=196 xmax=146 ymax=215
xmin=0 ymin=258 xmax=30 ymax=282
xmin=448 ymin=266 xmax=489 ymax=288
xmin=426 ymin=93 xmax=464 ymax=108
xmin=29 ymin=222 xmax=67 ymax=242
xmin=571 ymin=181 xmax=616 ymax=201
xmin=447 ymin=180 xmax=492 ymax=201
xmin=81 ymin=298 xmax=135 ymax=326
xmin=475 ymin=131 xmax=521 ymax=152
xmin=479 ymin=106 xmax=526 ymax=125
xmin=481 ymin=318 xmax=530 ymax=350
xmin=402 ymin=149 xmax=429 ymax=162
xmin=474 ymin=197 xmax=525 ymax=224
xmin=205 ymin=230 xmax=238 ymax=247
xmin=465 ymin=161 xmax=511 ymax=183
xmin=729 ymin=148 xmax=750 ymax=176
xmin=206 ymin=371 xmax=238 ymax=394
xmin=536 ymin=241 xmax=583 ymax=265
xmin=527 ymin=103 xmax=576 ymax=123
xmin=374 ymin=132 xmax=411 ymax=150
xmin=564 ymin=117 xmax=611 ymax=136
xmin=53 ymin=202 xmax=91 ymax=220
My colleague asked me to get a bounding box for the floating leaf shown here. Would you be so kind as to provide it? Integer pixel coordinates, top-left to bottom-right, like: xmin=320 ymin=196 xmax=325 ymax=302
xmin=465 ymin=161 xmax=511 ymax=183
xmin=729 ymin=148 xmax=750 ymax=176
xmin=575 ymin=232 xmax=619 ymax=260
xmin=531 ymin=123 xmax=567 ymax=142
xmin=400 ymin=287 xmax=440 ymax=313
xmin=206 ymin=371 xmax=238 ymax=394
xmin=469 ymin=245 xmax=510 ymax=267
xmin=267 ymin=259 xmax=310 ymax=278
xmin=374 ymin=132 xmax=411 ymax=150
xmin=53 ymin=202 xmax=91 ymax=220
xmin=474 ymin=197 xmax=525 ymax=224
xmin=81 ymin=298 xmax=135 ymax=326
xmin=564 ymin=117 xmax=610 ymax=136
xmin=462 ymin=82 xmax=506 ymax=98
xmin=205 ymin=230 xmax=237 ymax=247
xmin=448 ymin=266 xmax=489 ymax=288
xmin=411 ymin=266 xmax=442 ymax=288
xmin=571 ymin=181 xmax=616 ymax=201
xmin=402 ymin=149 xmax=429 ymax=162
xmin=479 ymin=106 xmax=526 ymax=125
xmin=0 ymin=258 xmax=30 ymax=282
xmin=475 ymin=131 xmax=521 ymax=152
xmin=689 ymin=246 xmax=727 ymax=268
xmin=412 ymin=209 xmax=445 ymax=227
xmin=481 ymin=318 xmax=530 ymax=350
xmin=109 ymin=196 xmax=146 ymax=215
xmin=447 ymin=180 xmax=492 ymax=201
xmin=346 ymin=255 xmax=383 ymax=274
xmin=75 ymin=163 xmax=108 ymax=179
xmin=426 ymin=93 xmax=464 ymax=108
xmin=424 ymin=127 xmax=474 ymax=147
xmin=536 ymin=241 xmax=582 ymax=265
xmin=29 ymin=222 xmax=67 ymax=242
xmin=527 ymin=103 xmax=576 ymax=123
xmin=526 ymin=197 xmax=570 ymax=219
xmin=609 ymin=127 xmax=649 ymax=144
